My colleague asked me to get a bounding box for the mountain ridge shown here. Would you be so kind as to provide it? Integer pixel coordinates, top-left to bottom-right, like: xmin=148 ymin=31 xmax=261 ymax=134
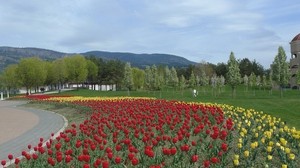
xmin=0 ymin=46 xmax=196 ymax=71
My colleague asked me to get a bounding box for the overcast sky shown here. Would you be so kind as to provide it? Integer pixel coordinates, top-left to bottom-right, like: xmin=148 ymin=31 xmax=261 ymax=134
xmin=1 ymin=0 xmax=299 ymax=68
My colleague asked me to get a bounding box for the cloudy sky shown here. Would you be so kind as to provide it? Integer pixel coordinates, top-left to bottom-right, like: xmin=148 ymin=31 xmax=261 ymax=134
xmin=0 ymin=0 xmax=299 ymax=68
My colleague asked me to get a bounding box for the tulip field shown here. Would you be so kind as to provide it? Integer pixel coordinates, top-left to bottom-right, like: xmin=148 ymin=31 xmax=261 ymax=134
xmin=2 ymin=94 xmax=300 ymax=168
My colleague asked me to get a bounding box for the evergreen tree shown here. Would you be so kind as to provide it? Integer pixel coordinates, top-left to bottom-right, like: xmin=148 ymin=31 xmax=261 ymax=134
xmin=243 ymin=75 xmax=249 ymax=92
xmin=170 ymin=67 xmax=179 ymax=88
xmin=226 ymin=52 xmax=241 ymax=98
xmin=123 ymin=62 xmax=134 ymax=95
xmin=144 ymin=66 xmax=152 ymax=90
xmin=271 ymin=46 xmax=290 ymax=97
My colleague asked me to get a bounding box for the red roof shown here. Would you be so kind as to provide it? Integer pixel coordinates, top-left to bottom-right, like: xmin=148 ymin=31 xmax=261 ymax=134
xmin=292 ymin=33 xmax=300 ymax=42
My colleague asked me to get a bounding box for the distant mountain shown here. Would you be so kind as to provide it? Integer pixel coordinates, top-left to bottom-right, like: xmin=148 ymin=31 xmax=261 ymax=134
xmin=81 ymin=51 xmax=196 ymax=68
xmin=0 ymin=47 xmax=68 ymax=71
xmin=0 ymin=46 xmax=196 ymax=72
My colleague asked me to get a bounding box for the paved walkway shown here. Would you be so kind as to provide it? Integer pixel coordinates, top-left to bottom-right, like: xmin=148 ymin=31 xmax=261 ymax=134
xmin=0 ymin=101 xmax=67 ymax=164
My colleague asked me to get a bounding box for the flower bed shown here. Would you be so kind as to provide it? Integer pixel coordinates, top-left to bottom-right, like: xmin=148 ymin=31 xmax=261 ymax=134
xmin=2 ymin=96 xmax=300 ymax=167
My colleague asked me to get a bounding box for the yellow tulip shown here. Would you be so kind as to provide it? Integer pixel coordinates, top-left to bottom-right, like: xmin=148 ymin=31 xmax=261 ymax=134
xmin=282 ymin=164 xmax=287 ymax=168
xmin=233 ymin=159 xmax=239 ymax=166
xmin=269 ymin=141 xmax=274 ymax=146
xmin=267 ymin=155 xmax=272 ymax=160
xmin=244 ymin=150 xmax=249 ymax=157
xmin=288 ymin=153 xmax=295 ymax=160
xmin=267 ymin=146 xmax=272 ymax=153
xmin=234 ymin=155 xmax=239 ymax=160
xmin=285 ymin=148 xmax=291 ymax=154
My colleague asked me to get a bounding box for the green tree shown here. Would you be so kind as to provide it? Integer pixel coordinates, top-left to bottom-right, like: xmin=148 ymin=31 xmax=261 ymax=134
xmin=211 ymin=74 xmax=218 ymax=97
xmin=86 ymin=60 xmax=98 ymax=90
xmin=262 ymin=74 xmax=267 ymax=91
xmin=249 ymin=72 xmax=256 ymax=96
xmin=164 ymin=66 xmax=171 ymax=86
xmin=226 ymin=52 xmax=241 ymax=98
xmin=52 ymin=58 xmax=68 ymax=91
xmin=199 ymin=71 xmax=209 ymax=94
xmin=170 ymin=67 xmax=179 ymax=88
xmin=189 ymin=71 xmax=197 ymax=88
xmin=132 ymin=67 xmax=145 ymax=90
xmin=243 ymin=75 xmax=249 ymax=92
xmin=123 ymin=62 xmax=134 ymax=95
xmin=44 ymin=61 xmax=56 ymax=90
xmin=151 ymin=65 xmax=160 ymax=90
xmin=218 ymin=75 xmax=225 ymax=93
xmin=144 ymin=66 xmax=152 ymax=90
xmin=64 ymin=55 xmax=88 ymax=89
xmin=256 ymin=75 xmax=261 ymax=90
xmin=271 ymin=46 xmax=290 ymax=97
xmin=2 ymin=64 xmax=20 ymax=95
xmin=179 ymin=75 xmax=186 ymax=95
xmin=17 ymin=57 xmax=47 ymax=94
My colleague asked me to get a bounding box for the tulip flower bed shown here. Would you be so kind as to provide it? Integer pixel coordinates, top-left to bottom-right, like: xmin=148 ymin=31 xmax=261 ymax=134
xmin=3 ymin=95 xmax=300 ymax=168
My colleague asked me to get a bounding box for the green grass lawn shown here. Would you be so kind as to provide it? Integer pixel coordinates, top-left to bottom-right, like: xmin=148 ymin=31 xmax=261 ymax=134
xmin=55 ymin=86 xmax=300 ymax=129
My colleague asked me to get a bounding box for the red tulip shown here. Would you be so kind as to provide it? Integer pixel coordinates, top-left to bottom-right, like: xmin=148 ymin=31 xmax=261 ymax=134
xmin=1 ymin=160 xmax=6 ymax=166
xmin=102 ymin=160 xmax=109 ymax=168
xmin=131 ymin=157 xmax=139 ymax=166
xmin=65 ymin=155 xmax=72 ymax=163
xmin=191 ymin=155 xmax=199 ymax=162
xmin=8 ymin=154 xmax=13 ymax=160
xmin=115 ymin=156 xmax=122 ymax=164
xmin=32 ymin=153 xmax=39 ymax=160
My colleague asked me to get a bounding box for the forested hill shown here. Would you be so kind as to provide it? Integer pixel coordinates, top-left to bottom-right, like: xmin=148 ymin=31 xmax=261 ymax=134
xmin=0 ymin=47 xmax=67 ymax=72
xmin=0 ymin=47 xmax=196 ymax=71
xmin=81 ymin=51 xmax=196 ymax=68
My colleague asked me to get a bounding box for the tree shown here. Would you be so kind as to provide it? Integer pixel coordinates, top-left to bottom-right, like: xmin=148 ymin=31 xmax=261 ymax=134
xmin=249 ymin=72 xmax=256 ymax=96
xmin=218 ymin=75 xmax=225 ymax=93
xmin=170 ymin=67 xmax=179 ymax=88
xmin=17 ymin=57 xmax=47 ymax=94
xmin=52 ymin=58 xmax=68 ymax=91
xmin=86 ymin=60 xmax=98 ymax=90
xmin=189 ymin=71 xmax=197 ymax=88
xmin=64 ymin=55 xmax=88 ymax=89
xmin=239 ymin=58 xmax=252 ymax=77
xmin=256 ymin=75 xmax=261 ymax=90
xmin=179 ymin=75 xmax=186 ymax=95
xmin=164 ymin=66 xmax=171 ymax=87
xmin=132 ymin=67 xmax=145 ymax=90
xmin=211 ymin=74 xmax=218 ymax=97
xmin=271 ymin=46 xmax=290 ymax=97
xmin=215 ymin=63 xmax=228 ymax=77
xmin=44 ymin=61 xmax=56 ymax=90
xmin=2 ymin=64 xmax=20 ymax=95
xmin=151 ymin=65 xmax=160 ymax=90
xmin=262 ymin=75 xmax=267 ymax=91
xmin=199 ymin=71 xmax=209 ymax=94
xmin=226 ymin=52 xmax=241 ymax=98
xmin=123 ymin=62 xmax=134 ymax=95
xmin=144 ymin=66 xmax=152 ymax=90
xmin=243 ymin=75 xmax=249 ymax=92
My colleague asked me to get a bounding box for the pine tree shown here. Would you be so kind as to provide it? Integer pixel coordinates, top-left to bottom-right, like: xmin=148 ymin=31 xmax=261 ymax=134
xmin=271 ymin=46 xmax=290 ymax=97
xmin=226 ymin=52 xmax=241 ymax=98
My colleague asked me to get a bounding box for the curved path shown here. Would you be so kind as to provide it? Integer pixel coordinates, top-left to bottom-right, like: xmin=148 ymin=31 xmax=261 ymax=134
xmin=0 ymin=100 xmax=67 ymax=163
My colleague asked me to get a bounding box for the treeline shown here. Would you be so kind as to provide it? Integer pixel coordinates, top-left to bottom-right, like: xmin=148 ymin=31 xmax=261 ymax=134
xmin=0 ymin=46 xmax=291 ymax=96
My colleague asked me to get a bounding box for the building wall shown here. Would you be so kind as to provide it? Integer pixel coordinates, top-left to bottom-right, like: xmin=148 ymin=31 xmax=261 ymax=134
xmin=290 ymin=40 xmax=300 ymax=88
